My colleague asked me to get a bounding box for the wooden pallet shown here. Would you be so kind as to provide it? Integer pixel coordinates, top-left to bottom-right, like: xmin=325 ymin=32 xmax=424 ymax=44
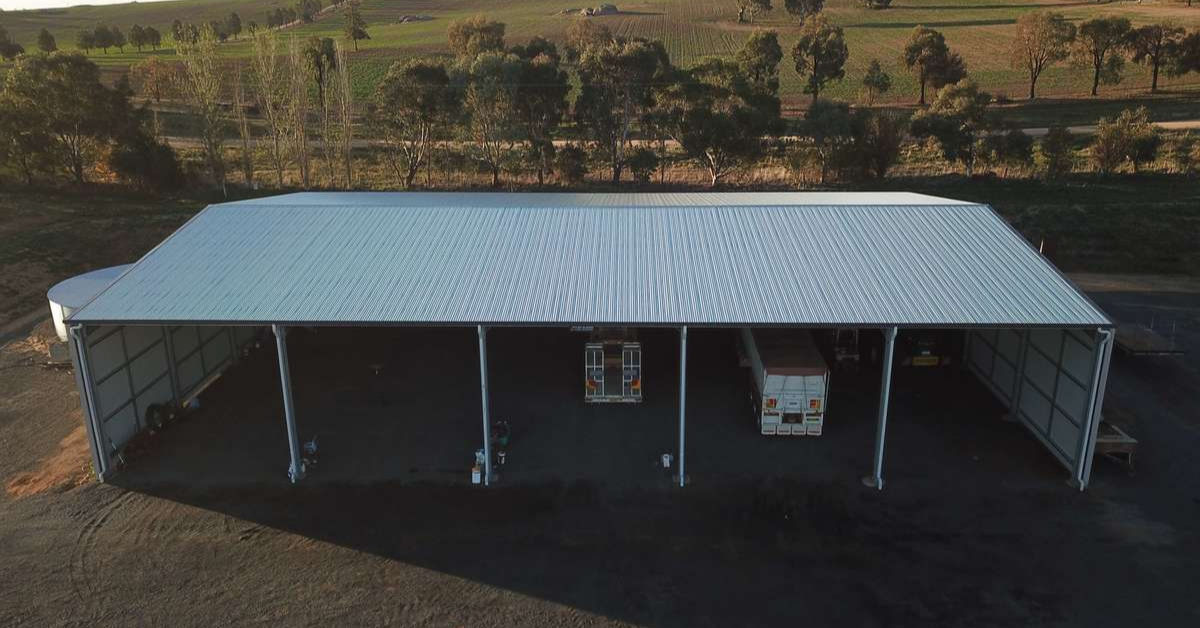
xmin=1115 ymin=324 xmax=1185 ymax=357
xmin=1095 ymin=422 xmax=1137 ymax=468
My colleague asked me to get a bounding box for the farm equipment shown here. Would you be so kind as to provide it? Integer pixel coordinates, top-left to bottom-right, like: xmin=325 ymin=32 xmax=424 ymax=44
xmin=741 ymin=328 xmax=830 ymax=436
xmin=899 ymin=330 xmax=959 ymax=367
xmin=584 ymin=328 xmax=643 ymax=403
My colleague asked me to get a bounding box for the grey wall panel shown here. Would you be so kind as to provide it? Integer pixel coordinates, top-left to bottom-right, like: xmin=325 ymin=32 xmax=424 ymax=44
xmin=171 ymin=326 xmax=199 ymax=360
xmin=104 ymin=404 xmax=138 ymax=450
xmin=88 ymin=327 xmax=126 ymax=382
xmin=123 ymin=324 xmax=161 ymax=357
xmin=201 ymin=332 xmax=232 ymax=371
xmin=129 ymin=343 xmax=169 ymax=392
xmin=1055 ymin=377 xmax=1089 ymax=421
xmin=177 ymin=352 xmax=204 ymax=395
xmin=1050 ymin=410 xmax=1080 ymax=453
xmin=94 ymin=371 xmax=133 ymax=419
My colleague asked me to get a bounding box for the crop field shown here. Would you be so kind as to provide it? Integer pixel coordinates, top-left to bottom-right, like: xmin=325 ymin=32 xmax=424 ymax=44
xmin=3 ymin=0 xmax=1200 ymax=105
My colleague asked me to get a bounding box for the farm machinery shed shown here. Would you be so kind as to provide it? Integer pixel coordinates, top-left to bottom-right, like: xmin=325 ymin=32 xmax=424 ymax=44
xmin=62 ymin=192 xmax=1114 ymax=489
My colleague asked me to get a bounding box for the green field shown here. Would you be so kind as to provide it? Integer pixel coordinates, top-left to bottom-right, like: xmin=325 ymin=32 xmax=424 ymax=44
xmin=4 ymin=0 xmax=1200 ymax=105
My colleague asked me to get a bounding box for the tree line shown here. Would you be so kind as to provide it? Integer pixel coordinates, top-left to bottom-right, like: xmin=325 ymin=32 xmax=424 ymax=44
xmin=1 ymin=13 xmax=1198 ymax=193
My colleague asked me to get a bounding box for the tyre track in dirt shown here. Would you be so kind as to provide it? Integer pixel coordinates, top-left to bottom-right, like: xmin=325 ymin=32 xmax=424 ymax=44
xmin=67 ymin=490 xmax=137 ymax=608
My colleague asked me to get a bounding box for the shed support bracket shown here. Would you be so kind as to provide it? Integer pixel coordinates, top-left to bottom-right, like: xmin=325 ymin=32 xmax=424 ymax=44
xmin=678 ymin=326 xmax=688 ymax=488
xmin=478 ymin=325 xmax=492 ymax=486
xmin=865 ymin=326 xmax=898 ymax=490
xmin=1073 ymin=328 xmax=1114 ymax=490
xmin=272 ymin=325 xmax=305 ymax=483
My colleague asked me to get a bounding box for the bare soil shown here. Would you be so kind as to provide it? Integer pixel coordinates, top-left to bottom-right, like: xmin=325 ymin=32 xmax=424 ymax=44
xmin=0 ymin=286 xmax=1198 ymax=627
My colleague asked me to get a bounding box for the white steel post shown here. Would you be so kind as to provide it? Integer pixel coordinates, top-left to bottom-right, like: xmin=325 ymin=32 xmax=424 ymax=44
xmin=678 ymin=326 xmax=687 ymax=488
xmin=478 ymin=325 xmax=492 ymax=486
xmin=272 ymin=325 xmax=305 ymax=483
xmin=1075 ymin=328 xmax=1114 ymax=490
xmin=865 ymin=327 xmax=898 ymax=490
xmin=69 ymin=325 xmax=109 ymax=481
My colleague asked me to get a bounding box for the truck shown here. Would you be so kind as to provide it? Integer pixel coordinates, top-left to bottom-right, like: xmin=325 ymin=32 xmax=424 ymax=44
xmin=584 ymin=328 xmax=643 ymax=403
xmin=741 ymin=328 xmax=830 ymax=436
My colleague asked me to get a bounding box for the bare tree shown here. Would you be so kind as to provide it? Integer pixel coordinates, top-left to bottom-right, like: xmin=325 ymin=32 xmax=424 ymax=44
xmin=252 ymin=30 xmax=288 ymax=187
xmin=1010 ymin=12 xmax=1075 ymax=100
xmin=332 ymin=41 xmax=354 ymax=188
xmin=232 ymin=65 xmax=255 ymax=188
xmin=286 ymin=35 xmax=313 ymax=188
xmin=176 ymin=24 xmax=227 ymax=196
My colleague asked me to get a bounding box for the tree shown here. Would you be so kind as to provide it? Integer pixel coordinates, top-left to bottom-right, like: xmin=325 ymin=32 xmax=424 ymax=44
xmin=735 ymin=0 xmax=772 ymax=24
xmin=111 ymin=26 xmax=126 ymax=53
xmin=909 ymin=80 xmax=994 ymax=175
xmin=131 ymin=57 xmax=175 ymax=103
xmin=626 ymin=147 xmax=658 ymax=183
xmin=0 ymin=91 xmax=53 ymax=184
xmin=2 ymin=52 xmax=118 ymax=182
xmin=171 ymin=20 xmax=185 ymax=43
xmin=231 ymin=64 xmax=255 ymax=187
xmin=574 ymin=39 xmax=671 ymax=184
xmin=304 ymin=36 xmax=337 ymax=105
xmin=513 ymin=52 xmax=571 ymax=185
xmin=227 ymin=12 xmax=243 ymax=40
xmin=861 ymin=58 xmax=891 ymax=105
xmin=176 ymin=25 xmax=227 ymax=194
xmin=447 ymin=16 xmax=505 ymax=58
xmin=657 ymin=59 xmax=783 ymax=186
xmin=1168 ymin=32 xmax=1200 ymax=79
xmin=846 ymin=109 xmax=905 ymax=179
xmin=1128 ymin=23 xmax=1186 ymax=92
xmin=903 ymin=26 xmax=966 ymax=105
xmin=456 ymin=51 xmax=523 ymax=187
xmin=861 ymin=0 xmax=893 ymax=8
xmin=304 ymin=37 xmax=338 ymax=185
xmin=555 ymin=144 xmax=588 ymax=183
xmin=511 ymin=36 xmax=560 ymax=63
xmin=784 ymin=0 xmax=823 ymax=21
xmin=108 ymin=87 xmax=183 ymax=192
xmin=737 ymin=30 xmax=783 ymax=93
xmin=0 ymin=25 xmax=24 ymax=60
xmin=565 ymin=19 xmax=611 ymax=61
xmin=979 ymin=128 xmax=1034 ymax=176
xmin=75 ymin=29 xmax=95 ymax=54
xmin=129 ymin=24 xmax=146 ymax=51
xmin=343 ymin=2 xmax=369 ymax=51
xmin=796 ymin=99 xmax=851 ymax=183
xmin=370 ymin=59 xmax=460 ymax=189
xmin=331 ymin=41 xmax=355 ymax=188
xmin=145 ymin=27 xmax=162 ymax=50
xmin=1034 ymin=125 xmax=1075 ymax=180
xmin=1090 ymin=106 xmax=1160 ymax=175
xmin=252 ymin=30 xmax=289 ymax=186
xmin=93 ymin=25 xmax=113 ymax=54
xmin=286 ymin=34 xmax=315 ymax=187
xmin=1072 ymin=17 xmax=1131 ymax=97
xmin=37 ymin=28 xmax=57 ymax=53
xmin=1010 ymin=12 xmax=1075 ymax=100
xmin=792 ymin=14 xmax=848 ymax=102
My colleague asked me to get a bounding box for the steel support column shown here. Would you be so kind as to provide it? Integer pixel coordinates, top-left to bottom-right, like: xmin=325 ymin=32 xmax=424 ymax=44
xmin=1074 ymin=328 xmax=1114 ymax=490
xmin=478 ymin=325 xmax=492 ymax=486
xmin=865 ymin=327 xmax=898 ymax=490
xmin=678 ymin=326 xmax=688 ymax=488
xmin=272 ymin=325 xmax=305 ymax=483
xmin=69 ymin=325 xmax=110 ymax=481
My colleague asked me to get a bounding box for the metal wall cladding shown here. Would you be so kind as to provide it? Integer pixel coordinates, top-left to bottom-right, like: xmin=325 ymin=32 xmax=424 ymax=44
xmin=70 ymin=193 xmax=1110 ymax=328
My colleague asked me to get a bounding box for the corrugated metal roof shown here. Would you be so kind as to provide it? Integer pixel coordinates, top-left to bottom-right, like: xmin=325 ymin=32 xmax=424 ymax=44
xmin=69 ymin=192 xmax=1111 ymax=328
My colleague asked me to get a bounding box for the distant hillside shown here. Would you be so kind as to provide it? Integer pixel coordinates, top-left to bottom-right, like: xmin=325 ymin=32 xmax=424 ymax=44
xmin=0 ymin=0 xmax=287 ymax=44
xmin=2 ymin=0 xmax=1199 ymax=105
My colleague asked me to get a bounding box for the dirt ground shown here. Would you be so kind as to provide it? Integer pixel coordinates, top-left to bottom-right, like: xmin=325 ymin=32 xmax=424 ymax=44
xmin=1 ymin=289 xmax=1199 ymax=627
